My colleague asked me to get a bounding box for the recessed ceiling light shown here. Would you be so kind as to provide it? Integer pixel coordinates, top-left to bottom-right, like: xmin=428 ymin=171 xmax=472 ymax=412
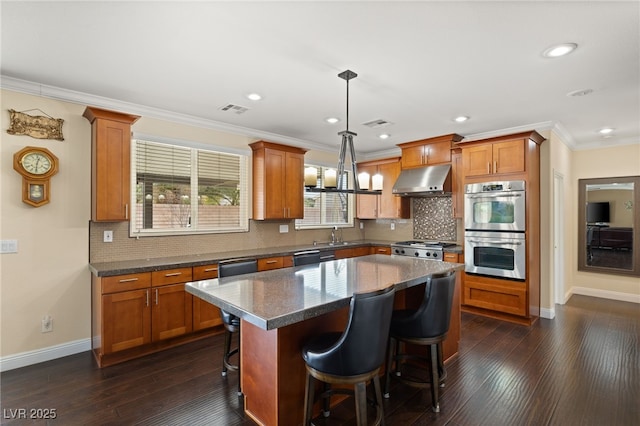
xmin=599 ymin=127 xmax=614 ymax=135
xmin=325 ymin=117 xmax=340 ymax=124
xmin=378 ymin=133 xmax=391 ymax=139
xmin=542 ymin=43 xmax=578 ymax=58
xmin=454 ymin=116 xmax=469 ymax=123
xmin=246 ymin=93 xmax=262 ymax=101
xmin=567 ymin=88 xmax=594 ymax=97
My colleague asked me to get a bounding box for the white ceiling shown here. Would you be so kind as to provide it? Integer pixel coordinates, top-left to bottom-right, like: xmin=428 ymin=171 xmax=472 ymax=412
xmin=2 ymin=1 xmax=639 ymax=157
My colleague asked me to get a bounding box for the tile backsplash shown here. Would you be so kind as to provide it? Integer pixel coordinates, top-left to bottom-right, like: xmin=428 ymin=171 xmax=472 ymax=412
xmin=413 ymin=197 xmax=457 ymax=241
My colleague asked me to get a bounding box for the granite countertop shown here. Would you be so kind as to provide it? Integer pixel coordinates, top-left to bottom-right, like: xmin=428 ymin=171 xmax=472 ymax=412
xmin=89 ymin=239 xmax=464 ymax=277
xmin=186 ymin=254 xmax=464 ymax=330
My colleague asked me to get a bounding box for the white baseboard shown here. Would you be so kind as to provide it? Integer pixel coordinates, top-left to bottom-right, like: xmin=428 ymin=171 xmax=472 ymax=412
xmin=0 ymin=338 xmax=91 ymax=372
xmin=570 ymin=287 xmax=640 ymax=304
xmin=540 ymin=307 xmax=555 ymax=319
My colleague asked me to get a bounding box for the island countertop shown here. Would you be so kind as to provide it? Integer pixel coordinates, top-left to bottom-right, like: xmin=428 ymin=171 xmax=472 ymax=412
xmin=185 ymin=254 xmax=463 ymax=330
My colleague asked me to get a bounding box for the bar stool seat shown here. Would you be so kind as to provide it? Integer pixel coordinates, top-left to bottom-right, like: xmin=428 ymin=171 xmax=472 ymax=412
xmin=218 ymin=259 xmax=258 ymax=396
xmin=383 ymin=271 xmax=456 ymax=413
xmin=302 ymin=286 xmax=395 ymax=426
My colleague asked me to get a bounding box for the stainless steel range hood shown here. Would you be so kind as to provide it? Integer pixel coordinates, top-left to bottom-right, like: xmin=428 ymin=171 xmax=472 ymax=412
xmin=392 ymin=163 xmax=452 ymax=196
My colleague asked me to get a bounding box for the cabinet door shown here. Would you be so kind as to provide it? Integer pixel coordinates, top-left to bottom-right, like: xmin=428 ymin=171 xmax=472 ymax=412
xmin=462 ymin=144 xmax=493 ymax=177
xmin=400 ymin=145 xmax=425 ymax=169
xmin=152 ymin=283 xmax=193 ymax=341
xmin=493 ymin=140 xmax=525 ymax=174
xmin=356 ymin=164 xmax=378 ymax=219
xmin=377 ymin=160 xmax=409 ymax=218
xmin=93 ymin=119 xmax=131 ymax=221
xmin=463 ymin=275 xmax=527 ymax=316
xmin=102 ymin=289 xmax=151 ymax=353
xmin=285 ymin=151 xmax=305 ymax=219
xmin=264 ymin=148 xmax=287 ymax=219
xmin=192 ymin=264 xmax=222 ymax=330
xmin=425 ymin=140 xmax=452 ymax=164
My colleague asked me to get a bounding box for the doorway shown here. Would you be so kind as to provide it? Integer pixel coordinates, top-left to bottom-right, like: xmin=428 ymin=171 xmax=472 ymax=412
xmin=553 ymin=171 xmax=565 ymax=306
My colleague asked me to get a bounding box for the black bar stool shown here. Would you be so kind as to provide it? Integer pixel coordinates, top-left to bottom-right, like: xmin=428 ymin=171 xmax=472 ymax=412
xmin=302 ymin=286 xmax=395 ymax=426
xmin=218 ymin=259 xmax=258 ymax=396
xmin=383 ymin=271 xmax=456 ymax=413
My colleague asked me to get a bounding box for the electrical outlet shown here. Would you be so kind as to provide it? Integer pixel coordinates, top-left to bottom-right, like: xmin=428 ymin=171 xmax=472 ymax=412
xmin=103 ymin=230 xmax=113 ymax=243
xmin=41 ymin=316 xmax=53 ymax=333
xmin=279 ymin=224 xmax=289 ymax=233
xmin=390 ymin=222 xmax=395 ymax=230
xmin=359 ymin=222 xmax=364 ymax=230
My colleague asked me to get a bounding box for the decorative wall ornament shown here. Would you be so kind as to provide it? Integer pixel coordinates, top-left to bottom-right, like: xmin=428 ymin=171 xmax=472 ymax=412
xmin=6 ymin=109 xmax=64 ymax=141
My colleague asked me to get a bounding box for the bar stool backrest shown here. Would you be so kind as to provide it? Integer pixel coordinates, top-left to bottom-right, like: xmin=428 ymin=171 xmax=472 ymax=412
xmin=406 ymin=271 xmax=456 ymax=338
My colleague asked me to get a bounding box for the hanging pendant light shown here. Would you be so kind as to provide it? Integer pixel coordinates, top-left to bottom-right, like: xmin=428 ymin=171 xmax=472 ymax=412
xmin=307 ymin=70 xmax=382 ymax=194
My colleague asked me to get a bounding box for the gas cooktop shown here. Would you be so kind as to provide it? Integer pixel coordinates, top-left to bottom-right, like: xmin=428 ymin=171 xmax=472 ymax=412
xmin=390 ymin=240 xmax=457 ymax=260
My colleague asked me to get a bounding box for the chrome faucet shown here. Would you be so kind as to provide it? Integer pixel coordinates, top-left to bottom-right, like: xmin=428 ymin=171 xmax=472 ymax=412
xmin=330 ymin=226 xmax=338 ymax=244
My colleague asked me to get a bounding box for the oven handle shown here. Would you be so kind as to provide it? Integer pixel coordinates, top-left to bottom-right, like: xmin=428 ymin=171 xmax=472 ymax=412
xmin=466 ymin=193 xmax=522 ymax=199
xmin=468 ymin=240 xmax=523 ymax=245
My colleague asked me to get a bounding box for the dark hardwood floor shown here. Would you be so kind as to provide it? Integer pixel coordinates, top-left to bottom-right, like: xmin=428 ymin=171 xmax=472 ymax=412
xmin=1 ymin=295 xmax=638 ymax=425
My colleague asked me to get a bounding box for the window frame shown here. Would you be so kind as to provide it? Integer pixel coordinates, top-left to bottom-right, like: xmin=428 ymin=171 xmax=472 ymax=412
xmin=129 ymin=135 xmax=250 ymax=237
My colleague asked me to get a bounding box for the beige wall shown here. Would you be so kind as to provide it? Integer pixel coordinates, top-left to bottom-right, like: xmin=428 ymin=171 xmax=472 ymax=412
xmin=570 ymin=144 xmax=640 ymax=297
xmin=1 ymin=90 xmax=92 ymax=357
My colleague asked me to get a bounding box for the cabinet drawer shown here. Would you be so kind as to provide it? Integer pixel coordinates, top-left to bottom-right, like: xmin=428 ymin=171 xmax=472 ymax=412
xmin=102 ymin=272 xmax=151 ymax=294
xmin=443 ymin=252 xmax=459 ymax=263
xmin=463 ymin=275 xmax=526 ymax=316
xmin=151 ymin=267 xmax=193 ymax=286
xmin=193 ymin=264 xmax=218 ymax=280
xmin=258 ymin=256 xmax=284 ymax=271
xmin=371 ymin=246 xmax=391 ymax=255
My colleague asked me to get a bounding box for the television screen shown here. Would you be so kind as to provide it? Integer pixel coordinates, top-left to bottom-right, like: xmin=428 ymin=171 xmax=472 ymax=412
xmin=586 ymin=202 xmax=610 ymax=223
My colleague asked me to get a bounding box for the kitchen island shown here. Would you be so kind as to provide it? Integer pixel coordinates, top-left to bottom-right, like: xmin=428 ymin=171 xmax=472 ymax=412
xmin=186 ymin=254 xmax=462 ymax=426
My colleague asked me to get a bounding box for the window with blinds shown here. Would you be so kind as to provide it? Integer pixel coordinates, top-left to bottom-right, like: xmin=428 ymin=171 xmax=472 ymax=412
xmin=296 ymin=165 xmax=354 ymax=229
xmin=132 ymin=139 xmax=249 ymax=235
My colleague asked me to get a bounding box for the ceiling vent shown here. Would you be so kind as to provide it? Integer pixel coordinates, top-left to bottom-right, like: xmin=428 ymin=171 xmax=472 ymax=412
xmin=362 ymin=119 xmax=393 ymax=128
xmin=219 ymin=104 xmax=249 ymax=114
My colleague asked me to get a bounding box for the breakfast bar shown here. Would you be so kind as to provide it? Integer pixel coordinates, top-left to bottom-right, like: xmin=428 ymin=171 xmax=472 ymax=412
xmin=186 ymin=254 xmax=463 ymax=426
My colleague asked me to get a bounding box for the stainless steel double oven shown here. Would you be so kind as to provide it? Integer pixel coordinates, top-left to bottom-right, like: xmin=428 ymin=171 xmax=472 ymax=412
xmin=464 ymin=180 xmax=526 ymax=280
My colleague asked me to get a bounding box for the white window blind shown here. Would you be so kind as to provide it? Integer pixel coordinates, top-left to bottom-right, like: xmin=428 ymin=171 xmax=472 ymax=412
xmin=132 ymin=139 xmax=248 ymax=236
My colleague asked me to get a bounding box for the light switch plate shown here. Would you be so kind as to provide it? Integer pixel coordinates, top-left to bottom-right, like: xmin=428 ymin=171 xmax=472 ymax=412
xmin=103 ymin=230 xmax=113 ymax=243
xmin=1 ymin=240 xmax=18 ymax=253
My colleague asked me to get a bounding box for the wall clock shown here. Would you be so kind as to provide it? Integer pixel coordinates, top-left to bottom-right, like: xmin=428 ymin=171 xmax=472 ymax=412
xmin=13 ymin=146 xmax=59 ymax=207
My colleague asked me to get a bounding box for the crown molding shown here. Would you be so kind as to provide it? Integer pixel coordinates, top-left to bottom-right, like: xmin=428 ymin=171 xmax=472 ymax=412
xmin=462 ymin=121 xmax=555 ymax=143
xmin=0 ymin=75 xmax=338 ymax=155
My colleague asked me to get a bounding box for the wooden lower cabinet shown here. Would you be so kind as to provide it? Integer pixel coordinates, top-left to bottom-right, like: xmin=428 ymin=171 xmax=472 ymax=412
xmin=335 ymin=246 xmax=371 ymax=259
xmin=92 ymin=267 xmax=217 ymax=367
xmin=102 ymin=287 xmax=151 ymax=353
xmin=462 ymin=273 xmax=527 ymax=317
xmin=193 ymin=264 xmax=222 ymax=330
xmin=258 ymin=255 xmax=293 ymax=271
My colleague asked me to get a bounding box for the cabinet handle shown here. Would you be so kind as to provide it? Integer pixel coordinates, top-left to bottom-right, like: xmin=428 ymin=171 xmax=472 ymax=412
xmin=155 ymin=289 xmax=159 ymax=305
xmin=488 ymin=162 xmax=491 ymax=174
xmin=494 ymin=161 xmax=497 ymax=173
xmin=164 ymin=272 xmax=182 ymax=277
xmin=125 ymin=204 xmax=129 ymax=220
xmin=118 ymin=278 xmax=139 ymax=283
xmin=266 ymin=260 xmax=278 ymax=264
xmin=204 ymin=268 xmax=217 ymax=272
xmin=145 ymin=290 xmax=149 ymax=307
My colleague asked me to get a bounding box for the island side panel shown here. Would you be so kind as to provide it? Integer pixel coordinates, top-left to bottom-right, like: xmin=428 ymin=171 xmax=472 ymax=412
xmin=241 ymin=308 xmax=349 ymax=426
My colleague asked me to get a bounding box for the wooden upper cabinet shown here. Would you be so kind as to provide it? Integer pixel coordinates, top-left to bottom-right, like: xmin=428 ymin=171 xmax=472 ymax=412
xmin=398 ymin=134 xmax=463 ymax=169
xmin=462 ymin=139 xmax=524 ymax=177
xmin=83 ymin=107 xmax=140 ymax=222
xmin=250 ymin=141 xmax=307 ymax=220
xmin=460 ymin=131 xmax=544 ymax=179
xmin=356 ymin=157 xmax=409 ymax=219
